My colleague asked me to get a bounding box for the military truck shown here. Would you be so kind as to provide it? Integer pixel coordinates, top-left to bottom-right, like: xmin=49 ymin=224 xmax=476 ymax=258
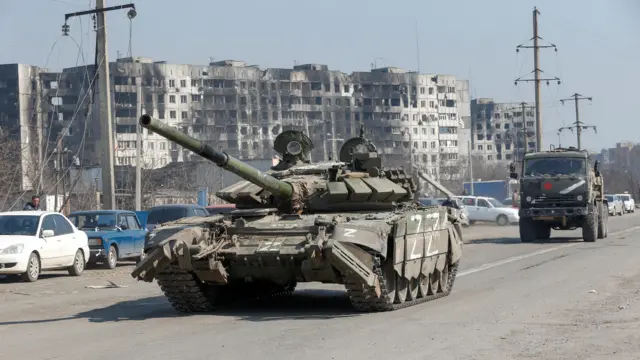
xmin=509 ymin=146 xmax=607 ymax=242
xmin=131 ymin=114 xmax=464 ymax=313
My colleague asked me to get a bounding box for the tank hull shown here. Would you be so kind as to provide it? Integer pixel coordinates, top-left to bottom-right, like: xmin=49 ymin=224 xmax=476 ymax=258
xmin=132 ymin=206 xmax=463 ymax=312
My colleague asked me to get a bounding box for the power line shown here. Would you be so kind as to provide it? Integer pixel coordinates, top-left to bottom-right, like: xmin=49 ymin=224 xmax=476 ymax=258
xmin=558 ymin=93 xmax=595 ymax=150
xmin=514 ymin=7 xmax=561 ymax=152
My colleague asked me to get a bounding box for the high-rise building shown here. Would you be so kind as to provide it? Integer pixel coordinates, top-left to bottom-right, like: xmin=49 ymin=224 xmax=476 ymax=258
xmin=1 ymin=57 xmax=471 ymax=193
xmin=470 ymin=98 xmax=537 ymax=164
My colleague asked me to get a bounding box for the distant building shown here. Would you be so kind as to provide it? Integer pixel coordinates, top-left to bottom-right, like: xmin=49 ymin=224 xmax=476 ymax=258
xmin=470 ymin=98 xmax=537 ymax=164
xmin=0 ymin=58 xmax=472 ymax=194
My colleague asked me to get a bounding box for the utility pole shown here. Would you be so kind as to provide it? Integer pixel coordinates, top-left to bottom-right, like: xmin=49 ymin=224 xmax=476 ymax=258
xmin=514 ymin=7 xmax=561 ymax=152
xmin=468 ymin=140 xmax=474 ymax=195
xmin=62 ymin=1 xmax=137 ymax=211
xmin=558 ymin=93 xmax=595 ymax=150
xmin=135 ymin=77 xmax=142 ymax=211
xmin=54 ymin=134 xmax=63 ymax=211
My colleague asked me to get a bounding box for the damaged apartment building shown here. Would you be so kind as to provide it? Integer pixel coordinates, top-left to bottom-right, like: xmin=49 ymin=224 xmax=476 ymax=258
xmin=0 ymin=63 xmax=87 ymax=195
xmin=470 ymin=98 xmax=538 ymax=165
xmin=1 ymin=57 xmax=471 ymax=193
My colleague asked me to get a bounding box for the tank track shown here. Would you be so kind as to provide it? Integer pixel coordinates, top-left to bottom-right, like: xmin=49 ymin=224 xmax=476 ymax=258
xmin=344 ymin=261 xmax=459 ymax=312
xmin=156 ymin=266 xmax=297 ymax=313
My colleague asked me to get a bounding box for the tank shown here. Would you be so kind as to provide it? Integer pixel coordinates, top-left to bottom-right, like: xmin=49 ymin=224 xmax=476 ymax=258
xmin=131 ymin=114 xmax=464 ymax=312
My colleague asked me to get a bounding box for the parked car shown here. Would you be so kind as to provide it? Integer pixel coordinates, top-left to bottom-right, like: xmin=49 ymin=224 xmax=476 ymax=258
xmin=206 ymin=204 xmax=236 ymax=215
xmin=0 ymin=211 xmax=89 ymax=282
xmin=617 ymin=193 xmax=635 ymax=213
xmin=68 ymin=210 xmax=147 ymax=269
xmin=145 ymin=204 xmax=209 ymax=232
xmin=453 ymin=195 xmax=519 ymax=226
xmin=605 ymin=194 xmax=624 ymax=216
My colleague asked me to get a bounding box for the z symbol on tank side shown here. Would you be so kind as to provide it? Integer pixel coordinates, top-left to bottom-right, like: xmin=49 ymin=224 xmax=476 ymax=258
xmin=343 ymin=228 xmax=357 ymax=237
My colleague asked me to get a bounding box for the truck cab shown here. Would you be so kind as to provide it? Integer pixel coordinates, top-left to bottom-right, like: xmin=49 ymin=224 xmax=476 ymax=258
xmin=509 ymin=147 xmax=607 ymax=242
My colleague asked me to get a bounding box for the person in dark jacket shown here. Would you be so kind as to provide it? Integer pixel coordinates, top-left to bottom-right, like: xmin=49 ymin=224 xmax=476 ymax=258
xmin=23 ymin=195 xmax=41 ymax=210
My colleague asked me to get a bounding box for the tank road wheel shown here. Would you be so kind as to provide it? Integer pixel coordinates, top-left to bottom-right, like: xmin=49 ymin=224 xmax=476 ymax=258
xmin=438 ymin=262 xmax=450 ymax=293
xmin=428 ymin=269 xmax=440 ymax=296
xmin=597 ymin=202 xmax=607 ymax=239
xmin=395 ymin=275 xmax=409 ymax=304
xmin=519 ymin=218 xmax=536 ymax=243
xmin=407 ymin=277 xmax=420 ymax=301
xmin=417 ymin=274 xmax=430 ymax=298
xmin=582 ymin=207 xmax=598 ymax=243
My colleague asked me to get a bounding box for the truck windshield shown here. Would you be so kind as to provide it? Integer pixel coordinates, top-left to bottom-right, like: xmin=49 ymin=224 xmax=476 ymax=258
xmin=523 ymin=157 xmax=586 ymax=177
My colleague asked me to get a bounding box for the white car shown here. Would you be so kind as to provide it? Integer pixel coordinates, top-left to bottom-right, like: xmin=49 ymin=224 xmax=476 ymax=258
xmin=454 ymin=196 xmax=520 ymax=226
xmin=617 ymin=193 xmax=635 ymax=213
xmin=605 ymin=195 xmax=624 ymax=216
xmin=0 ymin=211 xmax=89 ymax=282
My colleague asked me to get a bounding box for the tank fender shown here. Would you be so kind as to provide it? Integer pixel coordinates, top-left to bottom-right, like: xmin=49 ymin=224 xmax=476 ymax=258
xmin=332 ymin=223 xmax=390 ymax=256
xmin=131 ymin=226 xmax=205 ymax=282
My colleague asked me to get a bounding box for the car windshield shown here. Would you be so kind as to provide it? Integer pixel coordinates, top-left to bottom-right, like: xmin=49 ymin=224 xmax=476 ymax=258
xmin=147 ymin=207 xmax=188 ymax=224
xmin=620 ymin=195 xmax=630 ymax=201
xmin=487 ymin=198 xmax=505 ymax=208
xmin=605 ymin=195 xmax=614 ymax=202
xmin=523 ymin=157 xmax=586 ymax=177
xmin=0 ymin=215 xmax=40 ymax=236
xmin=68 ymin=213 xmax=117 ymax=230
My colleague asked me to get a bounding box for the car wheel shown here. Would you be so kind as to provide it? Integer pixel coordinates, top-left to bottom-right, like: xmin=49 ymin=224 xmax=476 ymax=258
xmin=68 ymin=249 xmax=85 ymax=276
xmin=103 ymin=245 xmax=117 ymax=269
xmin=496 ymin=214 xmax=508 ymax=226
xmin=22 ymin=252 xmax=40 ymax=282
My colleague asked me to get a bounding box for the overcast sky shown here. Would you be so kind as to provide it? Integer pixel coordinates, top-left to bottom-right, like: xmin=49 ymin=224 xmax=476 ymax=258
xmin=2 ymin=0 xmax=638 ymax=152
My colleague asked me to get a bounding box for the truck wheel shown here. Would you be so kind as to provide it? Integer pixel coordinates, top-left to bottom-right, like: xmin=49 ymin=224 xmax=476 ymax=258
xmin=536 ymin=223 xmax=551 ymax=240
xmin=582 ymin=208 xmax=598 ymax=242
xmin=496 ymin=215 xmax=508 ymax=226
xmin=597 ymin=202 xmax=607 ymax=239
xmin=519 ymin=218 xmax=536 ymax=243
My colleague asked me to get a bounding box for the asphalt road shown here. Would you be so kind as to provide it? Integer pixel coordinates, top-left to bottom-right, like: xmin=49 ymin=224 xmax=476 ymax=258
xmin=2 ymin=213 xmax=640 ymax=360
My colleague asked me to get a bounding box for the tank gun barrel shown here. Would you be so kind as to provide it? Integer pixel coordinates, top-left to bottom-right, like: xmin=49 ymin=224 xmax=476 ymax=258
xmin=139 ymin=115 xmax=293 ymax=199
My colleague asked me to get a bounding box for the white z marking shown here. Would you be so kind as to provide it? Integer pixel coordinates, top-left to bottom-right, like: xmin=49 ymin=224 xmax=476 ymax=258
xmin=408 ymin=214 xmax=423 ymax=259
xmin=558 ymin=180 xmax=586 ymax=195
xmin=424 ymin=220 xmax=440 ymax=257
xmin=257 ymin=240 xmax=282 ymax=252
xmin=343 ymin=228 xmax=357 ymax=237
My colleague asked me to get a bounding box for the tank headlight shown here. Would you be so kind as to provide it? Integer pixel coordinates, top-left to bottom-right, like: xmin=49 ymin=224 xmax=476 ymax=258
xmin=525 ymin=196 xmax=532 ymax=202
xmin=576 ymin=195 xmax=583 ymax=201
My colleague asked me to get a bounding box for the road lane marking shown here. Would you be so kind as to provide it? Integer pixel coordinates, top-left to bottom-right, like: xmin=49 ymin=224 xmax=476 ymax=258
xmin=458 ymin=224 xmax=640 ymax=278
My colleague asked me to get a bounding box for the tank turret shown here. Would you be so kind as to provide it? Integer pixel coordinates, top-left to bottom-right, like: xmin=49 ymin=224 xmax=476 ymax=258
xmin=139 ymin=114 xmax=418 ymax=213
